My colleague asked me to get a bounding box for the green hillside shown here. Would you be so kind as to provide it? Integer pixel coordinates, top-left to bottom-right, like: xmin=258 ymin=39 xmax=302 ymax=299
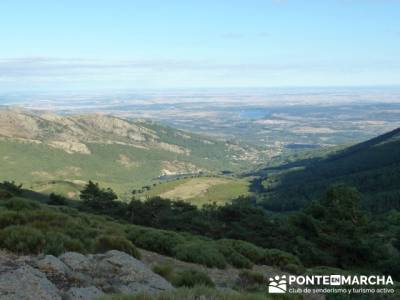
xmin=138 ymin=176 xmax=251 ymax=206
xmin=0 ymin=182 xmax=305 ymax=296
xmin=0 ymin=109 xmax=267 ymax=198
xmin=259 ymin=127 xmax=400 ymax=212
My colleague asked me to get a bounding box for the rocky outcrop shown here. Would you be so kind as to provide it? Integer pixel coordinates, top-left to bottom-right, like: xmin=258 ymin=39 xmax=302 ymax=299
xmin=0 ymin=264 xmax=61 ymax=300
xmin=64 ymin=287 xmax=104 ymax=300
xmin=92 ymin=250 xmax=173 ymax=294
xmin=59 ymin=252 xmax=91 ymax=273
xmin=0 ymin=250 xmax=173 ymax=300
xmin=37 ymin=255 xmax=72 ymax=276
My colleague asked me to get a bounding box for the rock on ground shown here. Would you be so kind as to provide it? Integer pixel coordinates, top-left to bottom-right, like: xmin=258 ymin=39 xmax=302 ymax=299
xmin=0 ymin=264 xmax=61 ymax=300
xmin=0 ymin=249 xmax=175 ymax=300
xmin=93 ymin=250 xmax=174 ymax=294
xmin=63 ymin=286 xmax=104 ymax=300
xmin=59 ymin=252 xmax=91 ymax=273
xmin=36 ymin=255 xmax=71 ymax=276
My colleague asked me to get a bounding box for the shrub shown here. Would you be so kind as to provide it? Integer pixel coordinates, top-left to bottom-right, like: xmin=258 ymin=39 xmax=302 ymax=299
xmin=0 ymin=189 xmax=13 ymax=200
xmin=64 ymin=224 xmax=97 ymax=245
xmin=226 ymin=251 xmax=253 ymax=269
xmin=44 ymin=231 xmax=68 ymax=256
xmin=217 ymin=239 xmax=264 ymax=264
xmin=0 ymin=225 xmax=45 ymax=254
xmin=131 ymin=229 xmax=185 ymax=256
xmin=0 ymin=181 xmax=23 ymax=195
xmin=0 ymin=210 xmax=27 ymax=229
xmin=126 ymin=226 xmax=150 ymax=241
xmin=263 ymin=249 xmax=302 ymax=269
xmin=48 ymin=193 xmax=67 ymax=206
xmin=216 ymin=241 xmax=253 ymax=269
xmin=173 ymin=241 xmax=226 ymax=269
xmin=64 ymin=238 xmax=85 ymax=253
xmin=152 ymin=263 xmax=174 ymax=282
xmin=283 ymin=263 xmax=304 ymax=274
xmin=24 ymin=211 xmax=71 ymax=234
xmin=3 ymin=198 xmax=40 ymax=211
xmin=236 ymin=270 xmax=265 ymax=292
xmin=172 ymin=269 xmax=215 ymax=288
xmin=95 ymin=235 xmax=141 ymax=259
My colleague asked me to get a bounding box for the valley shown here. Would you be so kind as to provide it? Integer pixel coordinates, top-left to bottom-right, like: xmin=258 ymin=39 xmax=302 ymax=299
xmin=1 ymin=95 xmax=400 ymax=299
xmin=0 ymin=108 xmax=266 ymax=200
xmin=2 ymin=1 xmax=400 ymax=298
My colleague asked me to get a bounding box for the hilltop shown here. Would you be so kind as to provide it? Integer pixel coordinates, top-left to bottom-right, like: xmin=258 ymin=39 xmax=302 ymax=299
xmin=0 ymin=108 xmax=266 ymax=198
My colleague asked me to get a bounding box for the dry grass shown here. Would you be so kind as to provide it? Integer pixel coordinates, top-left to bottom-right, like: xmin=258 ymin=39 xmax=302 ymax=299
xmin=159 ymin=178 xmax=230 ymax=200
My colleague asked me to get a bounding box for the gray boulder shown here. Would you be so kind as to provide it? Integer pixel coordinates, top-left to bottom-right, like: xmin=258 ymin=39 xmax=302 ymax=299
xmin=63 ymin=286 xmax=104 ymax=300
xmin=0 ymin=264 xmax=61 ymax=300
xmin=37 ymin=255 xmax=71 ymax=276
xmin=93 ymin=250 xmax=173 ymax=294
xmin=59 ymin=252 xmax=91 ymax=273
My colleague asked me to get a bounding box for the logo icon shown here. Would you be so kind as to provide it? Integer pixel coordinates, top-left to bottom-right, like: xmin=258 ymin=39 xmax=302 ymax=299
xmin=268 ymin=275 xmax=287 ymax=293
xmin=330 ymin=275 xmax=341 ymax=286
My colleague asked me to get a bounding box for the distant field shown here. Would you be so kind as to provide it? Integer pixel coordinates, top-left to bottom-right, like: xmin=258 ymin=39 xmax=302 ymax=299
xmin=0 ymin=138 xmax=248 ymax=199
xmin=140 ymin=176 xmax=251 ymax=206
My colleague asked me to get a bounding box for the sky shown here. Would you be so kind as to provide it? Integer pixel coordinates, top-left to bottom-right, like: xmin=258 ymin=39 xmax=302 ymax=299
xmin=0 ymin=0 xmax=400 ymax=91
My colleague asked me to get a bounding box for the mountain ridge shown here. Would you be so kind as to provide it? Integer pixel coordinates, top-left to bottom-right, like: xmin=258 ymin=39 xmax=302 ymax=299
xmin=259 ymin=126 xmax=400 ymax=212
xmin=0 ymin=108 xmax=267 ymax=197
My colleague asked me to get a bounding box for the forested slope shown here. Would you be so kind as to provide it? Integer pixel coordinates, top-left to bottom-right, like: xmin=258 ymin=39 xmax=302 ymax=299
xmin=260 ymin=128 xmax=400 ymax=212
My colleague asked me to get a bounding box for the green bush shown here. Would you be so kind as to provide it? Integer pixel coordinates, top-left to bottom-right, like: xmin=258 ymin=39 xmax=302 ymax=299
xmin=174 ymin=241 xmax=226 ymax=269
xmin=48 ymin=193 xmax=67 ymax=206
xmin=226 ymin=251 xmax=253 ymax=269
xmin=64 ymin=238 xmax=86 ymax=253
xmin=236 ymin=270 xmax=265 ymax=292
xmin=172 ymin=269 xmax=215 ymax=288
xmin=217 ymin=239 xmax=264 ymax=264
xmin=3 ymin=198 xmax=40 ymax=211
xmin=0 ymin=225 xmax=45 ymax=254
xmin=0 ymin=189 xmax=13 ymax=199
xmin=64 ymin=224 xmax=97 ymax=246
xmin=263 ymin=249 xmax=302 ymax=269
xmin=126 ymin=227 xmax=149 ymax=241
xmin=152 ymin=263 xmax=174 ymax=282
xmin=130 ymin=229 xmax=185 ymax=256
xmin=0 ymin=210 xmax=27 ymax=229
xmin=44 ymin=231 xmax=68 ymax=256
xmin=216 ymin=241 xmax=253 ymax=269
xmin=283 ymin=263 xmax=304 ymax=274
xmin=95 ymin=235 xmax=141 ymax=259
xmin=0 ymin=181 xmax=23 ymax=195
xmin=305 ymin=266 xmax=353 ymax=276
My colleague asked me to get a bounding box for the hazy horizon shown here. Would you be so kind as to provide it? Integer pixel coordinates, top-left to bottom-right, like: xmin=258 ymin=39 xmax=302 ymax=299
xmin=1 ymin=0 xmax=400 ymax=92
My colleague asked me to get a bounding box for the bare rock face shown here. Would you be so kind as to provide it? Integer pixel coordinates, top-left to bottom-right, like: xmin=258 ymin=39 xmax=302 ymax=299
xmin=36 ymin=255 xmax=72 ymax=276
xmin=59 ymin=252 xmax=91 ymax=273
xmin=92 ymin=250 xmax=174 ymax=294
xmin=63 ymin=286 xmax=104 ymax=300
xmin=0 ymin=264 xmax=61 ymax=300
xmin=0 ymin=250 xmax=174 ymax=300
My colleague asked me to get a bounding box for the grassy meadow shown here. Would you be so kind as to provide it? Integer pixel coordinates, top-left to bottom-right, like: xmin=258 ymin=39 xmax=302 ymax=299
xmin=139 ymin=176 xmax=251 ymax=206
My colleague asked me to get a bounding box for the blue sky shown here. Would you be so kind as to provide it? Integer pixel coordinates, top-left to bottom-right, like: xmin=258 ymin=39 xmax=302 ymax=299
xmin=0 ymin=0 xmax=399 ymax=91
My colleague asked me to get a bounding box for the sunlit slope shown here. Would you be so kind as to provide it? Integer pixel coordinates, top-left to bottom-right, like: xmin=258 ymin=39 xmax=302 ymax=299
xmin=139 ymin=176 xmax=251 ymax=206
xmin=0 ymin=108 xmax=267 ymax=197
